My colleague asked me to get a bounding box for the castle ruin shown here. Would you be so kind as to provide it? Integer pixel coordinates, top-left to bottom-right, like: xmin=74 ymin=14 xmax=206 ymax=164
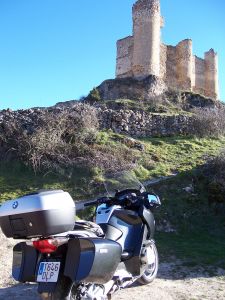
xmin=116 ymin=0 xmax=219 ymax=99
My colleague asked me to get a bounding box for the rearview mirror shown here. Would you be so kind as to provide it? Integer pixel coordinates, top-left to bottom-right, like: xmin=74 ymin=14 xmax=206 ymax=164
xmin=147 ymin=194 xmax=161 ymax=207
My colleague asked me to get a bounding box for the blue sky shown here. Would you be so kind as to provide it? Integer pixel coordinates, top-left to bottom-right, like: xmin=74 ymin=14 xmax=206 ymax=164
xmin=0 ymin=0 xmax=224 ymax=110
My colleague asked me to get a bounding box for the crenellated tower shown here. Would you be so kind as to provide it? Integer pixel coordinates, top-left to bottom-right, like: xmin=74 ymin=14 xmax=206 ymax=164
xmin=132 ymin=0 xmax=161 ymax=78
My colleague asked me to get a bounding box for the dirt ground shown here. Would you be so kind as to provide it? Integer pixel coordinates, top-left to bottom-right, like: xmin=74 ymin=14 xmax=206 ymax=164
xmin=0 ymin=229 xmax=225 ymax=300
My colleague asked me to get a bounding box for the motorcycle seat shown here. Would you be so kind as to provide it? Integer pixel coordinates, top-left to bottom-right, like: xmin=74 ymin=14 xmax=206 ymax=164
xmin=73 ymin=220 xmax=104 ymax=237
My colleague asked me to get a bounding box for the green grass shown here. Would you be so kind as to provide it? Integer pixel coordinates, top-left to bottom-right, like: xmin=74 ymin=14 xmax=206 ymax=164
xmin=0 ymin=161 xmax=100 ymax=203
xmin=1 ymin=135 xmax=225 ymax=203
xmin=103 ymin=98 xmax=192 ymax=115
xmin=95 ymin=133 xmax=225 ymax=181
xmin=156 ymin=231 xmax=225 ymax=266
xmin=148 ymin=168 xmax=225 ymax=266
xmin=138 ymin=136 xmax=225 ymax=180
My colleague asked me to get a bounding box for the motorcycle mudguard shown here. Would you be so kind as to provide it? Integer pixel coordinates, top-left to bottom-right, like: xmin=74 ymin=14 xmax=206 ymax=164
xmin=12 ymin=242 xmax=38 ymax=282
xmin=64 ymin=238 xmax=122 ymax=284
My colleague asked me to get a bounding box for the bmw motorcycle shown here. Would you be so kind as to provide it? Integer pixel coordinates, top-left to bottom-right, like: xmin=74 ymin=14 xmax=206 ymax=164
xmin=0 ymin=172 xmax=161 ymax=299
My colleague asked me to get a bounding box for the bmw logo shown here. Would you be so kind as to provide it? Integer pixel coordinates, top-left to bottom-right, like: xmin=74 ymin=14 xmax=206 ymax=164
xmin=12 ymin=201 xmax=19 ymax=209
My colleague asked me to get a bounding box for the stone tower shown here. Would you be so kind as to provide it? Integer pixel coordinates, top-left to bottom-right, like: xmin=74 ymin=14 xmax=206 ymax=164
xmin=176 ymin=39 xmax=193 ymax=91
xmin=204 ymin=49 xmax=219 ymax=99
xmin=116 ymin=0 xmax=219 ymax=100
xmin=132 ymin=0 xmax=161 ymax=78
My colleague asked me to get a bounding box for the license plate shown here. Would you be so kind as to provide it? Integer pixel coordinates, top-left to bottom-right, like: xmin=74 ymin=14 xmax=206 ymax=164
xmin=37 ymin=262 xmax=60 ymax=283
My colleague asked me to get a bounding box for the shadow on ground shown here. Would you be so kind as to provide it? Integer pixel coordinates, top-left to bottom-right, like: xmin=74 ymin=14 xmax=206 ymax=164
xmin=157 ymin=260 xmax=225 ymax=280
xmin=0 ymin=283 xmax=39 ymax=300
xmin=1 ymin=261 xmax=225 ymax=300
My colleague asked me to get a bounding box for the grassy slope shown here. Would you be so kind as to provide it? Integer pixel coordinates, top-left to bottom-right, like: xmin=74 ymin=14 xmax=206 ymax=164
xmin=152 ymin=172 xmax=225 ymax=266
xmin=136 ymin=136 xmax=225 ymax=179
xmin=1 ymin=135 xmax=224 ymax=202
xmin=0 ymin=162 xmax=96 ymax=202
xmin=1 ymin=134 xmax=225 ymax=266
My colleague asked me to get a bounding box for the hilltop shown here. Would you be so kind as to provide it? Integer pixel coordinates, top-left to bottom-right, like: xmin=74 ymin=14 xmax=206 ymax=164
xmin=1 ymin=85 xmax=225 ymax=268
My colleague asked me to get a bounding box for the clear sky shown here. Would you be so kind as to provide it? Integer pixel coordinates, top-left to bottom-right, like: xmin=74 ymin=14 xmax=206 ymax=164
xmin=0 ymin=0 xmax=224 ymax=110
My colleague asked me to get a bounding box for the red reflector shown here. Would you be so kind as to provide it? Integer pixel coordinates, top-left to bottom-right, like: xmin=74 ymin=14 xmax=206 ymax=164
xmin=33 ymin=240 xmax=58 ymax=253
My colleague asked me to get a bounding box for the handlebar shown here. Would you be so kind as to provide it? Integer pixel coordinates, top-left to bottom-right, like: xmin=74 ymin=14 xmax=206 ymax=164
xmin=84 ymin=197 xmax=112 ymax=208
xmin=84 ymin=201 xmax=98 ymax=207
xmin=83 ymin=194 xmax=141 ymax=209
xmin=83 ymin=192 xmax=160 ymax=210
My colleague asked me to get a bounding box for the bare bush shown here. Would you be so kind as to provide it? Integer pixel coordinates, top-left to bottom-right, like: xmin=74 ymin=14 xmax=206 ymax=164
xmin=24 ymin=105 xmax=99 ymax=172
xmin=206 ymin=150 xmax=225 ymax=179
xmin=0 ymin=119 xmax=29 ymax=160
xmin=191 ymin=107 xmax=225 ymax=137
xmin=89 ymin=144 xmax=138 ymax=172
xmin=203 ymin=150 xmax=225 ymax=213
xmin=0 ymin=103 xmax=137 ymax=174
xmin=0 ymin=104 xmax=99 ymax=172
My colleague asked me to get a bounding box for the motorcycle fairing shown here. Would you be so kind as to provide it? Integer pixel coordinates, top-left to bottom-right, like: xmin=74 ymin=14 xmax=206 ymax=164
xmin=100 ymin=205 xmax=155 ymax=277
xmin=96 ymin=204 xmax=121 ymax=224
xmin=105 ymin=210 xmax=143 ymax=253
xmin=139 ymin=206 xmax=155 ymax=240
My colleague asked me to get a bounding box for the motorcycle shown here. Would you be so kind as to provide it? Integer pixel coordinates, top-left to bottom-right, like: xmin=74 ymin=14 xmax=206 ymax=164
xmin=0 ymin=172 xmax=161 ymax=299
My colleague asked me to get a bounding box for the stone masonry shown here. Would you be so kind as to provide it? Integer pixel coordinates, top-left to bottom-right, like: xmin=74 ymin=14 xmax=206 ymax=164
xmin=116 ymin=0 xmax=219 ymax=100
xmin=0 ymin=105 xmax=192 ymax=141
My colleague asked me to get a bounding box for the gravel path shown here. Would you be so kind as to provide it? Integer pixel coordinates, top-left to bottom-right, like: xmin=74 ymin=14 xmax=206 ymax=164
xmin=0 ymin=229 xmax=225 ymax=300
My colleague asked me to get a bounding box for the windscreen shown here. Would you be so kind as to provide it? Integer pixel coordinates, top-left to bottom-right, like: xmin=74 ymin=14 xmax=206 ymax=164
xmin=102 ymin=171 xmax=145 ymax=197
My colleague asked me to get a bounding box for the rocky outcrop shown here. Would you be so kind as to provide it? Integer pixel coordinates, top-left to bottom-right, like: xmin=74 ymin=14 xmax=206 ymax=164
xmin=94 ymin=75 xmax=167 ymax=101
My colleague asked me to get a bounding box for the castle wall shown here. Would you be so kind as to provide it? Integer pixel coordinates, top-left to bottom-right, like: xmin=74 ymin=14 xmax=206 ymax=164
xmin=192 ymin=56 xmax=196 ymax=88
xmin=165 ymin=45 xmax=177 ymax=89
xmin=116 ymin=36 xmax=133 ymax=78
xmin=160 ymin=43 xmax=167 ymax=79
xmin=192 ymin=56 xmax=206 ymax=95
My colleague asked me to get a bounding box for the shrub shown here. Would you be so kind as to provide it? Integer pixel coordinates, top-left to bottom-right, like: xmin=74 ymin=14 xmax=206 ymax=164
xmin=26 ymin=105 xmax=100 ymax=172
xmin=0 ymin=104 xmax=99 ymax=172
xmin=203 ymin=150 xmax=225 ymax=213
xmin=89 ymin=143 xmax=138 ymax=172
xmin=191 ymin=107 xmax=225 ymax=138
xmin=86 ymin=87 xmax=101 ymax=103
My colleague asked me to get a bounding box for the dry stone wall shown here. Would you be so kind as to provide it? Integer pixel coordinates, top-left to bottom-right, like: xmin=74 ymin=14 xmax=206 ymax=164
xmin=0 ymin=103 xmax=192 ymax=142
xmin=2 ymin=85 xmax=222 ymax=144
xmin=98 ymin=109 xmax=192 ymax=137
